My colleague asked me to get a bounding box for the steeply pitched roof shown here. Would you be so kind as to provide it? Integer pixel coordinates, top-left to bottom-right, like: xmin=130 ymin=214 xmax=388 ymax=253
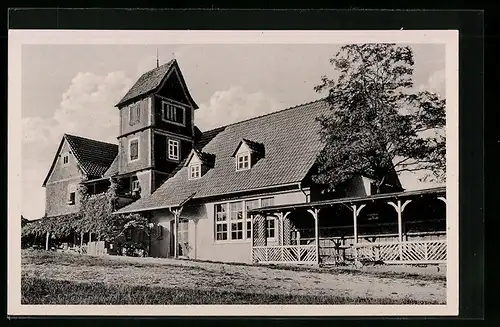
xmin=42 ymin=134 xmax=118 ymax=186
xmin=115 ymin=59 xmax=198 ymax=108
xmin=184 ymin=148 xmax=216 ymax=167
xmin=103 ymin=155 xmax=119 ymax=177
xmin=115 ymin=99 xmax=330 ymax=214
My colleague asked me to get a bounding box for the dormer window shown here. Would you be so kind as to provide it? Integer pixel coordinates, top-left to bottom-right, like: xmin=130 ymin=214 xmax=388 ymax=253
xmin=232 ymin=139 xmax=265 ymax=172
xmin=185 ymin=149 xmax=215 ymax=180
xmin=189 ymin=164 xmax=201 ymax=180
xmin=162 ymin=101 xmax=185 ymax=127
xmin=236 ymin=153 xmax=250 ymax=171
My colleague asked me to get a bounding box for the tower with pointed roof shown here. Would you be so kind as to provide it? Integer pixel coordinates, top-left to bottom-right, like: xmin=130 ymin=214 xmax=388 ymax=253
xmin=113 ymin=59 xmax=199 ymax=197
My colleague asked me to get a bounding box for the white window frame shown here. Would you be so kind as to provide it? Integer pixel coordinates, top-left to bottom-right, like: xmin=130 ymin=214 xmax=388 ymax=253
xmin=215 ymin=203 xmax=229 ymax=241
xmin=128 ymin=138 xmax=140 ymax=162
xmin=62 ymin=153 xmax=69 ymax=166
xmin=214 ymin=196 xmax=275 ymax=243
xmin=266 ymin=217 xmax=277 ymax=240
xmin=129 ymin=102 xmax=141 ymax=125
xmin=189 ymin=163 xmax=201 ymax=180
xmin=168 ymin=139 xmax=180 ymax=161
xmin=131 ymin=179 xmax=140 ymax=192
xmin=229 ymin=201 xmax=244 ymax=241
xmin=161 ymin=100 xmax=186 ymax=127
xmin=236 ymin=152 xmax=250 ymax=171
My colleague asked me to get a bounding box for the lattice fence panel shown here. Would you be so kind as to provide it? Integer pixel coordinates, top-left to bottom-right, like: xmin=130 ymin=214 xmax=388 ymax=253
xmin=401 ymin=242 xmax=426 ymax=261
xmin=354 ymin=240 xmax=446 ymax=263
xmin=252 ymin=247 xmax=267 ymax=262
xmin=253 ymin=215 xmax=267 ymax=247
xmin=427 ymin=241 xmax=447 ymax=261
xmin=283 ymin=216 xmax=291 ymax=245
xmin=378 ymin=243 xmax=400 ymax=261
xmin=301 ymin=245 xmax=317 ymax=262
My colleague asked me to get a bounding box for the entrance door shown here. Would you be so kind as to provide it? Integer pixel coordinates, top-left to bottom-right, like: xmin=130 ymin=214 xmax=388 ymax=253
xmin=170 ymin=218 xmax=189 ymax=257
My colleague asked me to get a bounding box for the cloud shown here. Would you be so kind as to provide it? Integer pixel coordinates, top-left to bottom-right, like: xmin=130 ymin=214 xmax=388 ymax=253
xmin=419 ymin=69 xmax=445 ymax=97
xmin=195 ymin=86 xmax=283 ymax=131
xmin=22 ymin=71 xmax=133 ymax=219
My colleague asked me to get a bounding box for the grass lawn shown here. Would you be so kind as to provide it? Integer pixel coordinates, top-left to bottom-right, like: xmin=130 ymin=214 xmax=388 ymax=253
xmin=21 ymin=249 xmax=446 ymax=305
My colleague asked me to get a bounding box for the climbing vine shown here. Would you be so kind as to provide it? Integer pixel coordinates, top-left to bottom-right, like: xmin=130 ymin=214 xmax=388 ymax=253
xmin=22 ymin=178 xmax=151 ymax=251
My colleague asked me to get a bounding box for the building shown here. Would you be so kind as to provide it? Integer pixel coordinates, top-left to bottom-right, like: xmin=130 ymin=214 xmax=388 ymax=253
xmin=41 ymin=59 xmax=447 ymax=265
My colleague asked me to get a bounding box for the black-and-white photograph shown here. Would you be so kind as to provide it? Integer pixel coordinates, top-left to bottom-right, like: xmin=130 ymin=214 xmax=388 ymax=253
xmin=9 ymin=30 xmax=459 ymax=316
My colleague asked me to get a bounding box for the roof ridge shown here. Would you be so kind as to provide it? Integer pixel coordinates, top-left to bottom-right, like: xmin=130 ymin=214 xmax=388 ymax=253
xmin=199 ymin=97 xmax=327 ymax=134
xmin=141 ymin=58 xmax=176 ymax=76
xmin=63 ymin=133 xmax=117 ymax=147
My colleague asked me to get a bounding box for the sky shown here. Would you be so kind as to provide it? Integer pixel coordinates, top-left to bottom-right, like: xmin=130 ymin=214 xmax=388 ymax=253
xmin=21 ymin=43 xmax=446 ymax=219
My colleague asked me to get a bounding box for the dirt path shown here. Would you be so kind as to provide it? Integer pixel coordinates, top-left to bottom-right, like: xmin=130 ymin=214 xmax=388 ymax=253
xmin=22 ymin=252 xmax=446 ymax=303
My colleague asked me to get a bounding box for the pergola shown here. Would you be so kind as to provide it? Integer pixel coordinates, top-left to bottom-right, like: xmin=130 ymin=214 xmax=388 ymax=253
xmin=248 ymin=186 xmax=446 ymax=265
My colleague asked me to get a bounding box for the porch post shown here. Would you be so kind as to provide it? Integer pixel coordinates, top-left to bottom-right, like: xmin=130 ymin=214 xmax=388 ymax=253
xmin=174 ymin=211 xmax=179 ymax=258
xmin=307 ymin=208 xmax=320 ymax=265
xmin=387 ymin=200 xmax=412 ymax=243
xmin=282 ymin=212 xmax=291 ymax=246
xmin=437 ymin=196 xmax=447 ymax=205
xmin=80 ymin=232 xmax=84 ymax=247
xmin=250 ymin=214 xmax=254 ymax=263
xmin=45 ymin=231 xmax=50 ymax=251
xmin=352 ymin=204 xmax=366 ymax=262
xmin=279 ymin=212 xmax=284 ymax=246
xmin=89 ymin=232 xmax=92 ymax=243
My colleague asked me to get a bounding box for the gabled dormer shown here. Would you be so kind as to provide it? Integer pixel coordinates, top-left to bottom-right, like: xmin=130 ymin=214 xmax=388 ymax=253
xmin=184 ymin=149 xmax=215 ymax=180
xmin=231 ymin=139 xmax=265 ymax=171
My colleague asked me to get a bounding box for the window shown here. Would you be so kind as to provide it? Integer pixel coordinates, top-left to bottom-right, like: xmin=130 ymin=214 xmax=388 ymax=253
xmin=189 ymin=164 xmax=201 ymax=179
xmin=245 ymin=199 xmax=260 ymax=239
xmin=214 ymin=196 xmax=275 ymax=242
xmin=215 ymin=203 xmax=228 ymax=241
xmin=162 ymin=101 xmax=185 ymax=126
xmin=129 ymin=103 xmax=141 ymax=125
xmin=132 ymin=179 xmax=140 ymax=192
xmin=236 ymin=153 xmax=250 ymax=171
xmin=129 ymin=139 xmax=139 ymax=161
xmin=267 ymin=217 xmax=276 ymax=239
xmin=62 ymin=153 xmax=69 ymax=165
xmin=230 ymin=202 xmax=244 ymax=240
xmin=67 ymin=184 xmax=76 ymax=205
xmin=168 ymin=139 xmax=180 ymax=161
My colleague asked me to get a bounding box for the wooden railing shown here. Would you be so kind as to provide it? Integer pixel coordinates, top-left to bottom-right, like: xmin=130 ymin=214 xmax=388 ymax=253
xmin=352 ymin=240 xmax=446 ymax=264
xmin=252 ymin=244 xmax=317 ymax=264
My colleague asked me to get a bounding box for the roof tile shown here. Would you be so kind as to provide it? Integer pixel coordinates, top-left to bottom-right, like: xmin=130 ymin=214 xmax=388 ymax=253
xmin=116 ymin=99 xmax=330 ymax=214
xmin=64 ymin=134 xmax=118 ymax=178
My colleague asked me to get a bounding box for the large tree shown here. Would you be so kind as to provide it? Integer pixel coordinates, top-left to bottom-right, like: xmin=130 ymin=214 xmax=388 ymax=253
xmin=313 ymin=44 xmax=446 ymax=193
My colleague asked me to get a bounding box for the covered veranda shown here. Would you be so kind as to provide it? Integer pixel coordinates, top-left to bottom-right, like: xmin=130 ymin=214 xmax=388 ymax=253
xmin=248 ymin=187 xmax=446 ymax=266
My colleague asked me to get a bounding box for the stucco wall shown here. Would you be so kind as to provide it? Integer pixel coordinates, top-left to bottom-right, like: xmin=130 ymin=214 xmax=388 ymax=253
xmin=46 ymin=140 xmax=83 ymax=183
xmin=45 ymin=177 xmax=82 ymax=217
xmin=118 ymin=129 xmax=151 ymax=174
xmin=136 ymin=170 xmax=152 ymax=196
xmin=45 ymin=139 xmax=85 ymax=217
xmin=149 ymin=189 xmax=308 ymax=263
xmin=119 ymin=97 xmax=151 ymax=137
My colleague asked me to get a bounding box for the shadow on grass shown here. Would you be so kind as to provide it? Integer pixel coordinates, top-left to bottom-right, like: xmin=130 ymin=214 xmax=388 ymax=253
xmin=22 ymin=249 xmax=446 ymax=283
xmin=21 ymin=277 xmax=443 ymax=305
